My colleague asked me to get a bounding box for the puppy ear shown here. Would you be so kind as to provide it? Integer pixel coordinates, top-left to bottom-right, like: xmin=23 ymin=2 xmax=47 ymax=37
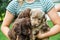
xmin=18 ymin=8 xmax=31 ymax=18
xmin=17 ymin=11 xmax=24 ymax=18
xmin=13 ymin=22 xmax=21 ymax=35
xmin=24 ymin=8 xmax=31 ymax=13
xmin=30 ymin=10 xmax=33 ymax=16
xmin=24 ymin=8 xmax=31 ymax=18
xmin=30 ymin=9 xmax=36 ymax=16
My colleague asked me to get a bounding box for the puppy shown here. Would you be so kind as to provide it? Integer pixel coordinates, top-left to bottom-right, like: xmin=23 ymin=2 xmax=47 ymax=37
xmin=30 ymin=8 xmax=50 ymax=40
xmin=8 ymin=18 xmax=32 ymax=40
xmin=8 ymin=8 xmax=32 ymax=40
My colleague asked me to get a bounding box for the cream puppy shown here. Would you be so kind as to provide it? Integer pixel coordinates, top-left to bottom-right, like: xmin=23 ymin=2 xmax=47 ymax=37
xmin=30 ymin=8 xmax=50 ymax=40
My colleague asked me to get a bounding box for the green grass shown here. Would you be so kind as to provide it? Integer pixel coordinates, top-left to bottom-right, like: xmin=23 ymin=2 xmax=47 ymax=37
xmin=0 ymin=20 xmax=60 ymax=40
xmin=47 ymin=20 xmax=60 ymax=40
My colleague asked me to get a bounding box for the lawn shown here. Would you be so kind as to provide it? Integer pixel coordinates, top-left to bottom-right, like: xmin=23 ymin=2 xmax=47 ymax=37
xmin=0 ymin=20 xmax=60 ymax=40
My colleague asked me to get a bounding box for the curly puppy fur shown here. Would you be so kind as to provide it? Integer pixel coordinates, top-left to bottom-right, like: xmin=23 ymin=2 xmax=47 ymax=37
xmin=8 ymin=8 xmax=32 ymax=40
xmin=30 ymin=8 xmax=50 ymax=40
xmin=18 ymin=8 xmax=31 ymax=18
xmin=8 ymin=18 xmax=32 ymax=40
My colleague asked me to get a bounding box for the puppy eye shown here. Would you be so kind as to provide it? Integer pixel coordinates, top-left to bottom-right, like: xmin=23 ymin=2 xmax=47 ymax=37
xmin=38 ymin=18 xmax=40 ymax=20
xmin=32 ymin=17 xmax=36 ymax=19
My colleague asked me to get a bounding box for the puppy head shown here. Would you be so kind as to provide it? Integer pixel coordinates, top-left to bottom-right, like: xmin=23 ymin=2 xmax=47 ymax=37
xmin=30 ymin=8 xmax=45 ymax=27
xmin=18 ymin=8 xmax=31 ymax=18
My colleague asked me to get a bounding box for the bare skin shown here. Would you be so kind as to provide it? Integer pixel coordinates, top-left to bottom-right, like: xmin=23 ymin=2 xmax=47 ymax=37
xmin=1 ymin=10 xmax=14 ymax=38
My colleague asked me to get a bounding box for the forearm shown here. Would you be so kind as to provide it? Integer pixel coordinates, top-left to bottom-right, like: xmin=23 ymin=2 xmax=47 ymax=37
xmin=47 ymin=7 xmax=60 ymax=25
xmin=39 ymin=24 xmax=60 ymax=38
xmin=1 ymin=26 xmax=10 ymax=38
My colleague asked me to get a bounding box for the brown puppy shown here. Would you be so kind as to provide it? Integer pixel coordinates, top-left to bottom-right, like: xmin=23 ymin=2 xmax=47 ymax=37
xmin=8 ymin=8 xmax=32 ymax=40
xmin=18 ymin=8 xmax=31 ymax=18
xmin=8 ymin=18 xmax=32 ymax=40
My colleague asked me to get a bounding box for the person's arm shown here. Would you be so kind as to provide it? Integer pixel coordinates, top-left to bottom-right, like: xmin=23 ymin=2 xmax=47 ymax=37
xmin=37 ymin=7 xmax=60 ymax=39
xmin=1 ymin=10 xmax=14 ymax=38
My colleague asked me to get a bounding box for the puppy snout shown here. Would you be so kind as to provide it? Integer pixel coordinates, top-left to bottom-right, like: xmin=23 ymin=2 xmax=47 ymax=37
xmin=31 ymin=21 xmax=39 ymax=27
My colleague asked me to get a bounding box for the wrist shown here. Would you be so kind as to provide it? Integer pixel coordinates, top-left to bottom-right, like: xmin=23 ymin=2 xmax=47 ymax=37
xmin=36 ymin=33 xmax=45 ymax=39
xmin=40 ymin=34 xmax=46 ymax=39
xmin=37 ymin=32 xmax=49 ymax=39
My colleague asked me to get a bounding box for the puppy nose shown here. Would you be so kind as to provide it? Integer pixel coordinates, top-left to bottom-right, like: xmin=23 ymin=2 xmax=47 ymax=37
xmin=32 ymin=23 xmax=37 ymax=26
xmin=32 ymin=24 xmax=36 ymax=26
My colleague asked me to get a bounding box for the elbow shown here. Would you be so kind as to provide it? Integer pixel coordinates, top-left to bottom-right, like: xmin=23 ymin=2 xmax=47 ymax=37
xmin=1 ymin=25 xmax=8 ymax=32
xmin=1 ymin=25 xmax=4 ymax=32
xmin=53 ymin=21 xmax=60 ymax=25
xmin=1 ymin=24 xmax=5 ymax=32
xmin=52 ymin=19 xmax=60 ymax=25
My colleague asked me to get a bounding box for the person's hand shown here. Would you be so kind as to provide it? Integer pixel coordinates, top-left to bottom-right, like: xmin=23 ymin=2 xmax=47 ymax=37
xmin=36 ymin=31 xmax=44 ymax=39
